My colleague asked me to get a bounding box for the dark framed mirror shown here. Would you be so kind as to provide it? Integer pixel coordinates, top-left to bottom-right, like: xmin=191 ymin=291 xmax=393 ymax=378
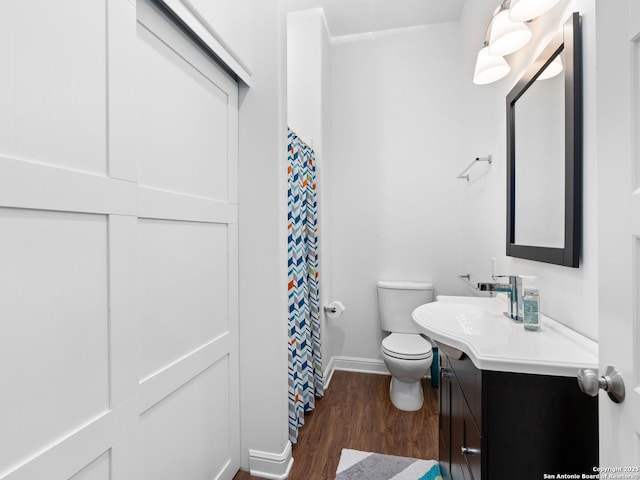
xmin=506 ymin=12 xmax=582 ymax=267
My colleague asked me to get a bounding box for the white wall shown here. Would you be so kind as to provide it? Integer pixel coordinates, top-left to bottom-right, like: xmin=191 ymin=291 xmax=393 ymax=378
xmin=329 ymin=23 xmax=465 ymax=362
xmin=287 ymin=9 xmax=323 ymax=146
xmin=237 ymin=0 xmax=292 ymax=476
xmin=286 ymin=8 xmax=335 ymax=383
xmin=459 ymin=0 xmax=598 ymax=340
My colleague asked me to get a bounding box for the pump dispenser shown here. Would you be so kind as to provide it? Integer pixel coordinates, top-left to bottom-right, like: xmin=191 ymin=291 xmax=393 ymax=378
xmin=523 ymin=286 xmax=540 ymax=331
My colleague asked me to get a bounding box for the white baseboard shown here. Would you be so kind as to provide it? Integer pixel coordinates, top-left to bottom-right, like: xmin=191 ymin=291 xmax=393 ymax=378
xmin=323 ymin=355 xmax=435 ymax=391
xmin=324 ymin=356 xmax=390 ymax=390
xmin=323 ymin=356 xmax=336 ymax=389
xmin=248 ymin=442 xmax=294 ymax=479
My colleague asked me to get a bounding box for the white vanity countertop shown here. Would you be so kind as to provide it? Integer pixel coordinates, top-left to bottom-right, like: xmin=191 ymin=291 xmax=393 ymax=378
xmin=412 ymin=294 xmax=598 ymax=377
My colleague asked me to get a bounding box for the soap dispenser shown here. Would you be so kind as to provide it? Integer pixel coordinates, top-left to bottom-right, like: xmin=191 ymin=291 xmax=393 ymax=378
xmin=523 ymin=286 xmax=540 ymax=331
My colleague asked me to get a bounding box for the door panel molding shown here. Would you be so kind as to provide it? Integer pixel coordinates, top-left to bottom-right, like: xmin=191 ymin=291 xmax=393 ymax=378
xmin=0 ymin=156 xmax=137 ymax=216
xmin=2 ymin=400 xmax=137 ymax=480
xmin=138 ymin=186 xmax=238 ymax=224
xmin=138 ymin=332 xmax=236 ymax=414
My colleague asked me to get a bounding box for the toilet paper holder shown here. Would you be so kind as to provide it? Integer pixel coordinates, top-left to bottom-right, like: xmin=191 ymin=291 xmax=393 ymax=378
xmin=323 ymin=301 xmax=346 ymax=319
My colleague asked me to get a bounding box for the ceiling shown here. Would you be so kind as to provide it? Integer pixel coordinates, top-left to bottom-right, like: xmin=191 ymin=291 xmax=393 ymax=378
xmin=285 ymin=0 xmax=466 ymax=38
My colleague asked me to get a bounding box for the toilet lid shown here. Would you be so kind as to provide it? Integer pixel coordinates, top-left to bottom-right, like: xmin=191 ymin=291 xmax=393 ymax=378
xmin=382 ymin=333 xmax=433 ymax=360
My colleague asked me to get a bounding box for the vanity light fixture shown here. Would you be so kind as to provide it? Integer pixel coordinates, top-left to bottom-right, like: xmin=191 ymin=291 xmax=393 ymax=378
xmin=488 ymin=0 xmax=532 ymax=57
xmin=473 ymin=0 xmax=558 ymax=85
xmin=509 ymin=0 xmax=561 ymax=22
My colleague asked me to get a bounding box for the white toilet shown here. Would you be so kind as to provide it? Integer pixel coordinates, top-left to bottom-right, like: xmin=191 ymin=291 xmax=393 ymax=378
xmin=377 ymin=280 xmax=434 ymax=411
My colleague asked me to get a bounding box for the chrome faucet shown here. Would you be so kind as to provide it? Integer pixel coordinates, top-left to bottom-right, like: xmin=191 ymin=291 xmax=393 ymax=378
xmin=477 ymin=275 xmax=524 ymax=323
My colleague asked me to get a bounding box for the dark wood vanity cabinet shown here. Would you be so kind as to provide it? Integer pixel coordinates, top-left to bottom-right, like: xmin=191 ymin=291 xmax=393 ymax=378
xmin=438 ymin=351 xmax=598 ymax=480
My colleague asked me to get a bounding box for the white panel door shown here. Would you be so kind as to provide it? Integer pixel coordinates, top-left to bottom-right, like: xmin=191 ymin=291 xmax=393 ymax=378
xmin=0 ymin=0 xmax=239 ymax=479
xmin=0 ymin=1 xmax=139 ymax=479
xmin=596 ymin=0 xmax=640 ymax=467
xmin=136 ymin=1 xmax=240 ymax=479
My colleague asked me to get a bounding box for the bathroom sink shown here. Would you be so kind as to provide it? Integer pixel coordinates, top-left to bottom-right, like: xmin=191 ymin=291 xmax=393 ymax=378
xmin=414 ymin=303 xmax=506 ymax=337
xmin=412 ymin=302 xmax=509 ymax=359
xmin=411 ymin=296 xmax=598 ymax=376
xmin=435 ymin=295 xmax=503 ymax=309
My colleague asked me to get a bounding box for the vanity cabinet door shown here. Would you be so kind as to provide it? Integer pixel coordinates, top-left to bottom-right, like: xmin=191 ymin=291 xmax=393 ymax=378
xmin=438 ymin=355 xmax=597 ymax=480
xmin=443 ymin=353 xmax=483 ymax=480
xmin=450 ymin=379 xmax=466 ymax=480
xmin=482 ymin=370 xmax=598 ymax=479
xmin=461 ymin=397 xmax=482 ymax=480
xmin=439 ymin=353 xmax=452 ymax=480
xmin=450 ymin=355 xmax=482 ymax=427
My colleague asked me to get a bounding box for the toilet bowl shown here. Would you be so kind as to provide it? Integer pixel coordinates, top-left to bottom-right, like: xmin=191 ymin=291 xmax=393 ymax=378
xmin=381 ymin=333 xmax=433 ymax=411
xmin=377 ymin=280 xmax=435 ymax=411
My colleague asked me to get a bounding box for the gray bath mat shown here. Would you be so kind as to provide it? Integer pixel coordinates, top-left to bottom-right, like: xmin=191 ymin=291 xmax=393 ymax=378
xmin=335 ymin=448 xmax=442 ymax=480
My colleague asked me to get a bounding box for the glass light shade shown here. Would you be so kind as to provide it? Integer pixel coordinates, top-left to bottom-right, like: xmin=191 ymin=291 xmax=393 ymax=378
xmin=473 ymin=45 xmax=511 ymax=85
xmin=509 ymin=0 xmax=561 ymax=22
xmin=537 ymin=55 xmax=563 ymax=80
xmin=488 ymin=8 xmax=532 ymax=57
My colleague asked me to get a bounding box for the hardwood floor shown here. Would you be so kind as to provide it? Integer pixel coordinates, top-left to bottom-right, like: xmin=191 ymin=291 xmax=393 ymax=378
xmin=233 ymin=370 xmax=439 ymax=480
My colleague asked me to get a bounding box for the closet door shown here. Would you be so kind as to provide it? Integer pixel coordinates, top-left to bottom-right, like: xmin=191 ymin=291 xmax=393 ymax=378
xmin=0 ymin=1 xmax=139 ymax=479
xmin=0 ymin=0 xmax=239 ymax=479
xmin=136 ymin=1 xmax=240 ymax=479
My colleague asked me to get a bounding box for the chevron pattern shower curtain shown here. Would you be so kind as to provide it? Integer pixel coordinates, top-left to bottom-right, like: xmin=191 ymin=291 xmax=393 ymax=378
xmin=287 ymin=128 xmax=323 ymax=444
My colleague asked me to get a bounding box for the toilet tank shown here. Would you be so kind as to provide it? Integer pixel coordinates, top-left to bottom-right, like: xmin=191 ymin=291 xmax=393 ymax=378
xmin=377 ymin=280 xmax=434 ymax=334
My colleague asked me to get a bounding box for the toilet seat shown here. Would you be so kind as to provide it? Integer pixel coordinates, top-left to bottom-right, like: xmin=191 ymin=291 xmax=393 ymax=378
xmin=382 ymin=333 xmax=432 ymax=360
